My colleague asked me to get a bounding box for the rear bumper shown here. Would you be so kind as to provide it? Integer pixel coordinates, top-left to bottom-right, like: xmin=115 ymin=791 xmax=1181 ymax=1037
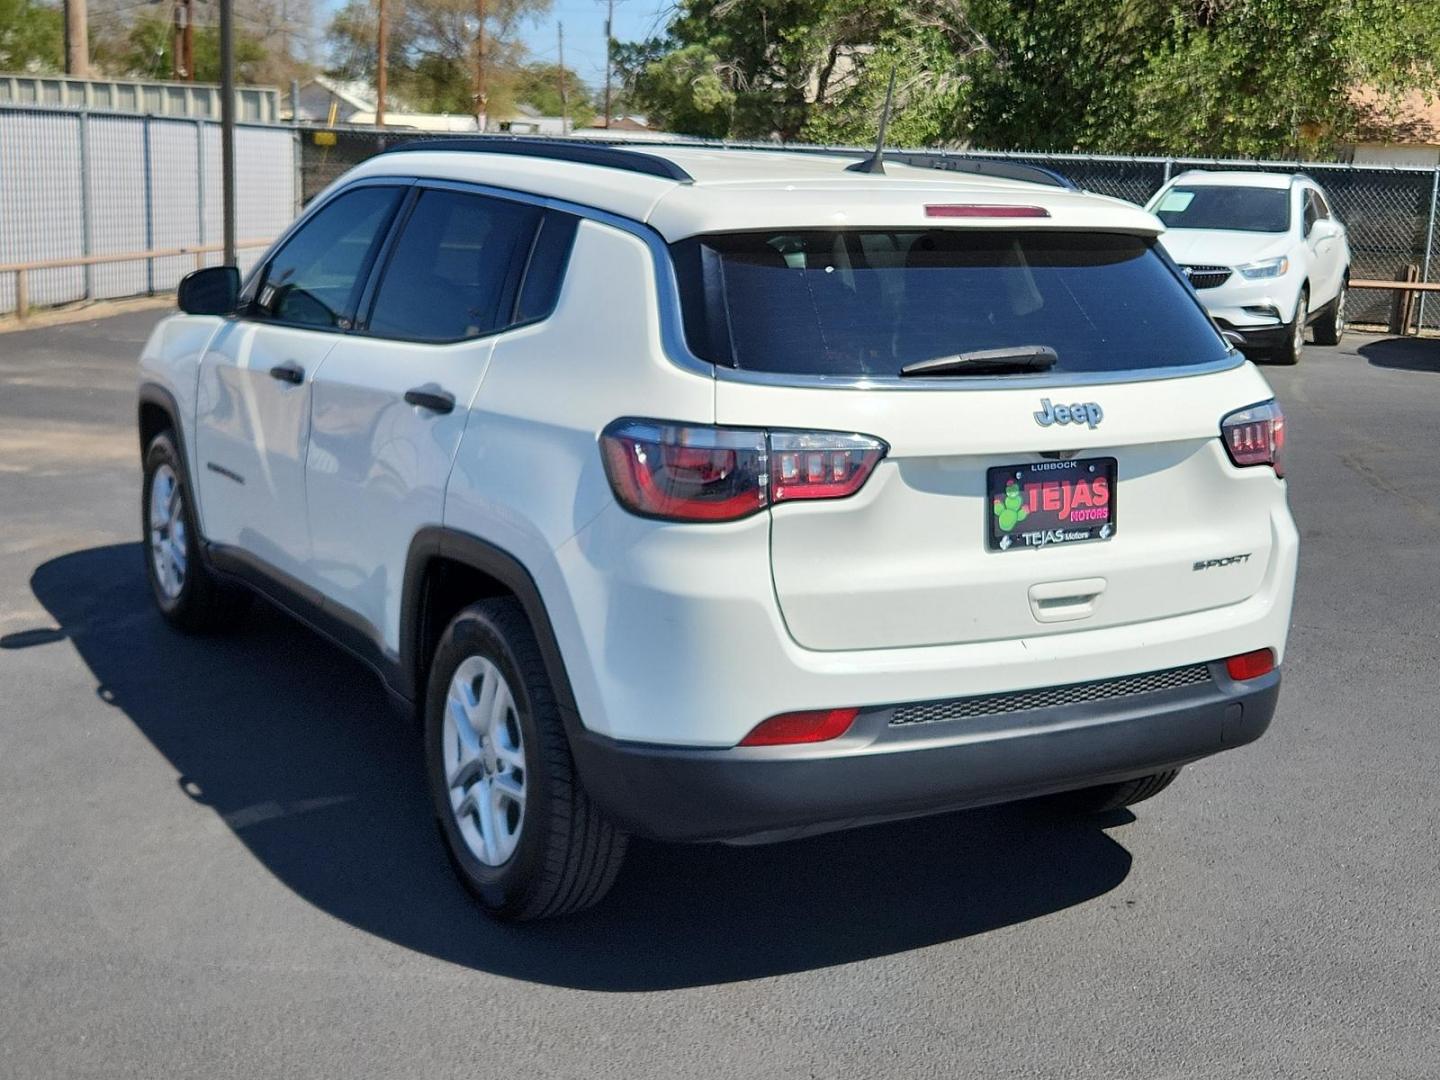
xmin=571 ymin=665 xmax=1279 ymax=843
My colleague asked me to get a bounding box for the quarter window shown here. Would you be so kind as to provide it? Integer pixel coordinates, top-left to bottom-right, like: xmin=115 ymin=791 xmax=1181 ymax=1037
xmin=366 ymin=189 xmax=542 ymax=343
xmin=252 ymin=186 xmax=404 ymax=330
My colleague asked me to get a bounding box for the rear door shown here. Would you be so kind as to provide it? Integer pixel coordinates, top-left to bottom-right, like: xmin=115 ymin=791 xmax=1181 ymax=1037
xmin=1304 ymin=187 xmax=1344 ymax=305
xmin=303 ymin=185 xmax=548 ymax=650
xmin=194 ymin=183 xmax=405 ymax=584
xmin=676 ymin=226 xmax=1284 ymax=651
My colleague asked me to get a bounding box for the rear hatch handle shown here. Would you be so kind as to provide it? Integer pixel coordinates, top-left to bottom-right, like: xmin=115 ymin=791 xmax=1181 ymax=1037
xmin=1029 ymin=577 xmax=1107 ymax=623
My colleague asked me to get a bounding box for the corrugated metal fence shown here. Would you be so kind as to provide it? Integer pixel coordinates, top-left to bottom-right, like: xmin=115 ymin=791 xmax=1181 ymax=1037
xmin=301 ymin=130 xmax=1440 ymax=330
xmin=0 ymin=105 xmax=298 ymax=314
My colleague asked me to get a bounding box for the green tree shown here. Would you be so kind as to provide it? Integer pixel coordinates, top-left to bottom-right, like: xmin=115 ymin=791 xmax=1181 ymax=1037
xmin=614 ymin=0 xmax=979 ymax=142
xmin=619 ymin=0 xmax=1440 ymax=157
xmin=326 ymin=0 xmax=550 ymax=117
xmin=0 ymin=0 xmax=63 ymax=72
xmin=93 ymin=11 xmax=267 ymax=83
xmin=510 ymin=61 xmax=595 ymax=126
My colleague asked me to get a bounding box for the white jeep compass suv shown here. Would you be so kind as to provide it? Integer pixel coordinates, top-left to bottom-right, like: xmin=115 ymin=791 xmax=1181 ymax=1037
xmin=1145 ymin=170 xmax=1351 ymax=365
xmin=138 ymin=141 xmax=1298 ymax=920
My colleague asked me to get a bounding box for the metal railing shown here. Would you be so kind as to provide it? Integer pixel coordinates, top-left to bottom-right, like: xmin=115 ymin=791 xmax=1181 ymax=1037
xmin=1 ymin=240 xmax=271 ymax=320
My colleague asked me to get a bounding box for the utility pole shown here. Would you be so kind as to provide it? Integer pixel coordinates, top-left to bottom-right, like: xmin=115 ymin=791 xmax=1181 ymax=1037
xmin=602 ymin=0 xmax=613 ymax=128
xmin=557 ymin=22 xmax=569 ymax=135
xmin=473 ymin=0 xmax=487 ymax=131
xmin=64 ymin=0 xmax=89 ymax=77
xmin=219 ymin=0 xmax=237 ymax=266
xmin=183 ymin=0 xmax=194 ymax=81
xmin=375 ymin=0 xmax=388 ymax=128
xmin=173 ymin=0 xmax=194 ymax=79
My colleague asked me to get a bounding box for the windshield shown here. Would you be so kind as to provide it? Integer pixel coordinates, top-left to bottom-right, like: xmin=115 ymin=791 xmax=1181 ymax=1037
xmin=1152 ymin=185 xmax=1291 ymax=233
xmin=671 ymin=230 xmax=1229 ymax=378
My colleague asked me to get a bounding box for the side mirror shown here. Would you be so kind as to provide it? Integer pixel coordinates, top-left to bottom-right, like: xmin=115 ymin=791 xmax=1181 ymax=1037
xmin=1220 ymin=329 xmax=1246 ymax=351
xmin=178 ymin=266 xmax=240 ymax=316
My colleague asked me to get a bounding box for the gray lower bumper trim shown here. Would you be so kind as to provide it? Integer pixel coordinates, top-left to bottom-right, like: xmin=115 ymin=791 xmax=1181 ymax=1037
xmin=570 ymin=666 xmax=1280 ymax=844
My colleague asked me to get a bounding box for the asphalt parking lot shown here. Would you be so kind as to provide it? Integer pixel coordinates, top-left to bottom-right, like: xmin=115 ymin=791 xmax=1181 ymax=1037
xmin=2 ymin=311 xmax=1437 ymax=1079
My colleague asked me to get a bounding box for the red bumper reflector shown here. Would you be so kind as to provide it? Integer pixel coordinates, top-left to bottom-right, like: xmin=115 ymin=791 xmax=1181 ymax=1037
xmin=925 ymin=204 xmax=1050 ymax=218
xmin=1225 ymin=648 xmax=1276 ymax=681
xmin=739 ymin=708 xmax=860 ymax=747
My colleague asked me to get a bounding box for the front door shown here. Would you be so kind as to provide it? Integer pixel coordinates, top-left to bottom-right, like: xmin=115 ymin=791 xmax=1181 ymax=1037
xmin=193 ymin=183 xmax=406 ymax=585
xmin=305 ymin=186 xmax=544 ymax=651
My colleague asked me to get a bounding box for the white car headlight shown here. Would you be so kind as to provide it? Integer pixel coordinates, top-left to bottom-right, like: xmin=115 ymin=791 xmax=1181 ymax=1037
xmin=1238 ymin=256 xmax=1290 ymax=280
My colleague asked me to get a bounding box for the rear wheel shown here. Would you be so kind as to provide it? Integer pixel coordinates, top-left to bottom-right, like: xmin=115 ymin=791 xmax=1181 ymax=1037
xmin=425 ymin=597 xmax=627 ymax=920
xmin=1272 ymin=287 xmax=1308 ymax=365
xmin=141 ymin=432 xmax=249 ymax=632
xmin=1035 ymin=769 xmax=1182 ymax=816
xmin=1311 ymin=280 xmax=1347 ymax=346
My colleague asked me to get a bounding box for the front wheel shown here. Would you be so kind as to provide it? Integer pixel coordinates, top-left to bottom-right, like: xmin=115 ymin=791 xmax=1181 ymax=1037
xmin=141 ymin=432 xmax=249 ymax=632
xmin=425 ymin=597 xmax=627 ymax=920
xmin=1272 ymin=287 xmax=1308 ymax=365
xmin=1311 ymin=281 xmax=1347 ymax=346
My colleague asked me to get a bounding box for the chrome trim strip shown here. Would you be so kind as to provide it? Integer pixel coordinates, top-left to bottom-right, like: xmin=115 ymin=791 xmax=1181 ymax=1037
xmin=306 ymin=172 xmax=1249 ymax=392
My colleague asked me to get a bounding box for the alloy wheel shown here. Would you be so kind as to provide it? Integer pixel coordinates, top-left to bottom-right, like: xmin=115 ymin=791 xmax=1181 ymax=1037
xmin=443 ymin=655 xmax=527 ymax=866
xmin=148 ymin=463 xmax=187 ymax=601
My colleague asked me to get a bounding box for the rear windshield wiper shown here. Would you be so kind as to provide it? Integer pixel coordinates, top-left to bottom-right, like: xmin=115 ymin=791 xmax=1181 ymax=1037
xmin=899 ymin=346 xmax=1059 ymax=377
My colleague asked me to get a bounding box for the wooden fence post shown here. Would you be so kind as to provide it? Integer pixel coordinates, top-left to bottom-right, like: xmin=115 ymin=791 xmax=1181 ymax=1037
xmin=15 ymin=269 xmax=28 ymax=321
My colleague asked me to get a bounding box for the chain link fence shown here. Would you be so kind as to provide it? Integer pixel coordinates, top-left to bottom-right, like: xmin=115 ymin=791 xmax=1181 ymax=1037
xmin=299 ymin=129 xmax=1440 ymax=330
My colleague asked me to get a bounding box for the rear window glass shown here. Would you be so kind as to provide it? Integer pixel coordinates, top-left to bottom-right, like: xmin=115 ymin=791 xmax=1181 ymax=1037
xmin=671 ymin=230 xmax=1229 ymax=378
xmin=1153 ymin=186 xmax=1291 ymax=233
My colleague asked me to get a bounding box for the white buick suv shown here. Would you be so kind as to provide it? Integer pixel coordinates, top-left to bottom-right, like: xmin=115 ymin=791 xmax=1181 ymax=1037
xmin=137 ymin=141 xmax=1298 ymax=920
xmin=1146 ymin=170 xmax=1351 ymax=364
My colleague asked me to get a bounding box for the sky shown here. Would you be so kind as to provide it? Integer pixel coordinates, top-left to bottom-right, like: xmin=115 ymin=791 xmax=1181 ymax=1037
xmin=514 ymin=0 xmax=674 ymax=95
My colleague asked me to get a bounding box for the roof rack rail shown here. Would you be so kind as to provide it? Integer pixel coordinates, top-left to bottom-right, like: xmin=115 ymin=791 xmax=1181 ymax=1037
xmin=887 ymin=153 xmax=1078 ymax=190
xmin=380 ymin=137 xmax=694 ymax=183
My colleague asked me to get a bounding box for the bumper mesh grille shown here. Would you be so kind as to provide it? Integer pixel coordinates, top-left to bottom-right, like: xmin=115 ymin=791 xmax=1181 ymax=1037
xmin=889 ymin=664 xmax=1214 ymax=727
xmin=1181 ymin=265 xmax=1233 ymax=290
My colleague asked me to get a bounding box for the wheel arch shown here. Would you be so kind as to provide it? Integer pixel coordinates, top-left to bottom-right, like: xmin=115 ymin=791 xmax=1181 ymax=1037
xmin=400 ymin=527 xmax=581 ymax=726
xmin=137 ymin=382 xmax=205 ymax=536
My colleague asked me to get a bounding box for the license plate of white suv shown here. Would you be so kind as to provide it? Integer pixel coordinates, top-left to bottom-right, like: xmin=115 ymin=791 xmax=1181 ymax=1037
xmin=986 ymin=458 xmax=1117 ymax=551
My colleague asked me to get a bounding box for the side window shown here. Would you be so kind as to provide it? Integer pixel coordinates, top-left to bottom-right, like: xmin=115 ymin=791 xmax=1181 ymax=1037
xmin=515 ymin=211 xmax=580 ymax=324
xmin=253 ymin=186 xmax=404 ymax=330
xmin=1312 ymin=189 xmax=1331 ymax=219
xmin=1302 ymin=191 xmax=1320 ymax=236
xmin=366 ymin=189 xmax=542 ymax=343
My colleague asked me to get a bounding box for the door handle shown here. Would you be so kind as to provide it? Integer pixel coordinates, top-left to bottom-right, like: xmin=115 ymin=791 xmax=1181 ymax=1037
xmin=404 ymin=387 xmax=456 ymax=414
xmin=269 ymin=363 xmax=304 ymax=385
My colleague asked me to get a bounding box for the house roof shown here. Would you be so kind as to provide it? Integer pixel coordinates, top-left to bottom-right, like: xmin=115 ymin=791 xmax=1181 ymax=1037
xmin=1352 ymin=87 xmax=1440 ymax=147
xmin=306 ymin=75 xmax=376 ymax=114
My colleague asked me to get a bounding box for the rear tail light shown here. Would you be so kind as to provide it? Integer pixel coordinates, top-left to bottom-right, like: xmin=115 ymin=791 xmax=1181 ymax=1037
xmin=1220 ymin=400 xmax=1286 ymax=477
xmin=600 ymin=420 xmax=887 ymax=522
xmin=1225 ymin=648 xmax=1275 ymax=681
xmin=739 ymin=707 xmax=860 ymax=747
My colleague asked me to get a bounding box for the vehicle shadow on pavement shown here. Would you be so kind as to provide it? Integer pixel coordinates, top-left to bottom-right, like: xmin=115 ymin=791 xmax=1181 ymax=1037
xmin=1359 ymin=337 xmax=1440 ymax=373
xmin=19 ymin=543 xmax=1136 ymax=991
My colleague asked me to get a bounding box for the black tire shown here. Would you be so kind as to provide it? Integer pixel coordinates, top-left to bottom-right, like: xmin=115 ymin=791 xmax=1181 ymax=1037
xmin=425 ymin=597 xmax=627 ymax=921
xmin=1034 ymin=768 xmax=1182 ymax=817
xmin=1272 ymin=287 xmax=1308 ymax=365
xmin=1311 ymin=279 xmax=1347 ymax=346
xmin=141 ymin=431 xmax=250 ymax=632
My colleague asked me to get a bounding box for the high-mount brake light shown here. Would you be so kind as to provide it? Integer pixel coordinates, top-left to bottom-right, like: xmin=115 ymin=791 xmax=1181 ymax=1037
xmin=739 ymin=707 xmax=860 ymax=747
xmin=599 ymin=420 xmax=887 ymax=523
xmin=925 ymin=204 xmax=1050 ymax=219
xmin=1220 ymin=400 xmax=1286 ymax=477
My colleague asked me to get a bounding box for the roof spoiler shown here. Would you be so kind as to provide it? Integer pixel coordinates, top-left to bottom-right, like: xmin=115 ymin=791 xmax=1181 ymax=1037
xmin=888 ymin=154 xmax=1079 ymax=190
